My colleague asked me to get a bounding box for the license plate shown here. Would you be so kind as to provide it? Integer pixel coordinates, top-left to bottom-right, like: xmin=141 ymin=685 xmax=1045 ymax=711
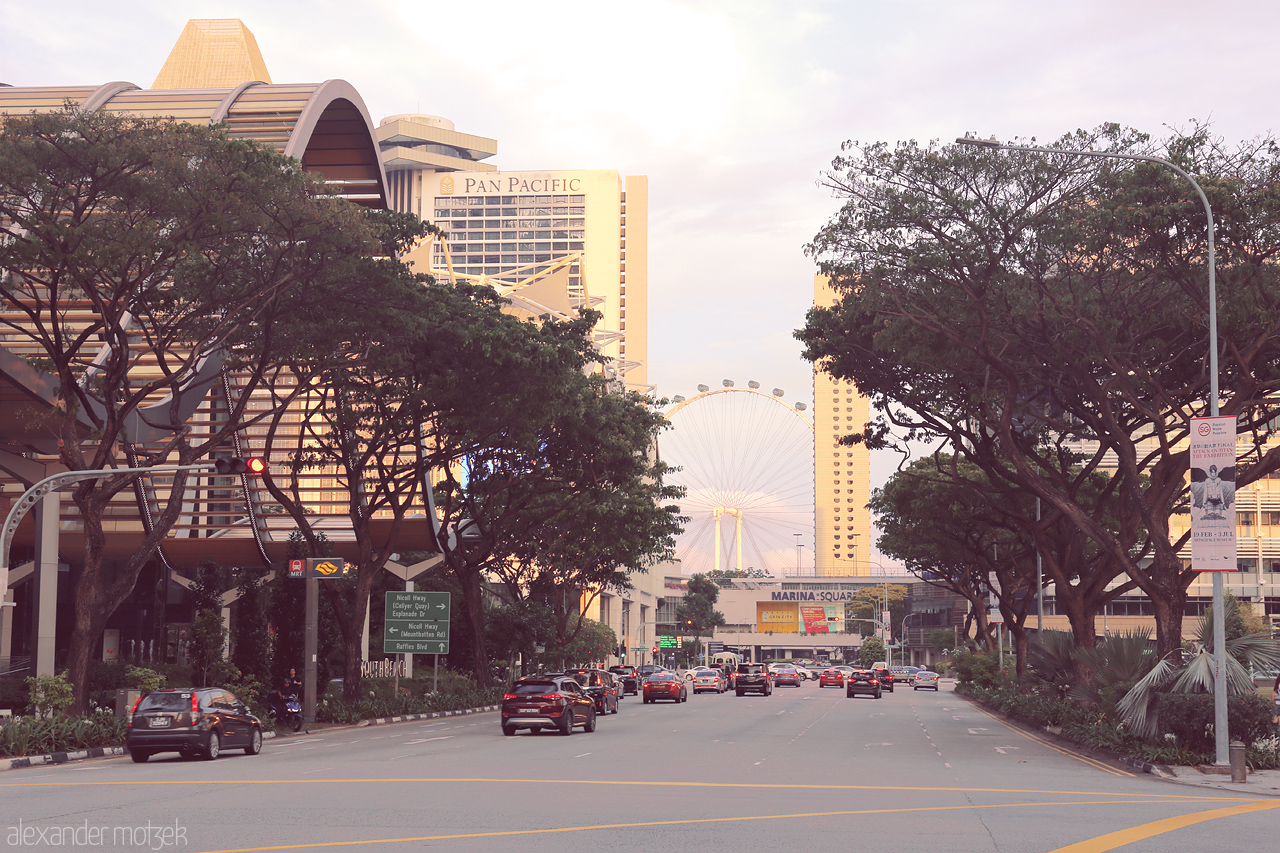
xmin=518 ymin=708 xmax=538 ymax=714
xmin=149 ymin=717 xmax=171 ymax=728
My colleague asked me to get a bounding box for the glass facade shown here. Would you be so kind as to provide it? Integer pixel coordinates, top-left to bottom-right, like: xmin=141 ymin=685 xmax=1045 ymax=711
xmin=434 ymin=194 xmax=587 ymax=299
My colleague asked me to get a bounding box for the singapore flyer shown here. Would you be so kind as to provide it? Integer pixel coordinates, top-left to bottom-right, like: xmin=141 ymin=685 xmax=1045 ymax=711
xmin=660 ymin=381 xmax=814 ymax=576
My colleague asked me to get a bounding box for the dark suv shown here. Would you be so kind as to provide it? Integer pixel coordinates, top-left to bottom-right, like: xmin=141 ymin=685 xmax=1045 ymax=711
xmin=501 ymin=676 xmax=597 ymax=736
xmin=608 ymin=665 xmax=639 ymax=695
xmin=872 ymin=666 xmax=896 ymax=693
xmin=126 ymin=688 xmax=264 ymax=762
xmin=566 ymin=668 xmax=619 ymax=716
xmin=735 ymin=663 xmax=772 ymax=696
xmin=846 ymin=669 xmax=883 ymax=699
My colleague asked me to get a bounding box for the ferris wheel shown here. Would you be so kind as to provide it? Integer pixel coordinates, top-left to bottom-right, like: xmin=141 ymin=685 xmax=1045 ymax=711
xmin=660 ymin=381 xmax=814 ymax=576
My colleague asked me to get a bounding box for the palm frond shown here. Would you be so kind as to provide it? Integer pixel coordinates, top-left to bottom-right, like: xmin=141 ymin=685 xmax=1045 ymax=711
xmin=1115 ymin=656 xmax=1181 ymax=741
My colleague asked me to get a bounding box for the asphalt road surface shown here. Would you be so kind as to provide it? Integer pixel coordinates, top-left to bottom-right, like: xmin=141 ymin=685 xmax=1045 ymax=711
xmin=2 ymin=680 xmax=1276 ymax=852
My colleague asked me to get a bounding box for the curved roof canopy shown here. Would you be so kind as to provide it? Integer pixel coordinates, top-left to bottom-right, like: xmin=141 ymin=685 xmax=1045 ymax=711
xmin=0 ymin=80 xmax=388 ymax=207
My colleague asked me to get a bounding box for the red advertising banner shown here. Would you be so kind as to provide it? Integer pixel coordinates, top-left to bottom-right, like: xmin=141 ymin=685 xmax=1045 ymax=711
xmin=1190 ymin=415 xmax=1237 ymax=571
xmin=801 ymin=606 xmax=830 ymax=634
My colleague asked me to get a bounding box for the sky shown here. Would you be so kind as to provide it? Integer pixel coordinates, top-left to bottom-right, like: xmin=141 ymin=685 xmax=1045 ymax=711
xmin=5 ymin=0 xmax=1280 ymax=565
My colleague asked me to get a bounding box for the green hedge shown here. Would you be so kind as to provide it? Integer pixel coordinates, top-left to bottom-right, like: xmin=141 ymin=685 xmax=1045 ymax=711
xmin=317 ymin=672 xmax=503 ymax=724
xmin=957 ymin=682 xmax=1280 ymax=769
xmin=0 ymin=712 xmax=128 ymax=758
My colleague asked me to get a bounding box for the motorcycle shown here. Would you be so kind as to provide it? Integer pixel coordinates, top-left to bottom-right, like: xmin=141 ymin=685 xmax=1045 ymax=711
xmin=269 ymin=693 xmax=303 ymax=732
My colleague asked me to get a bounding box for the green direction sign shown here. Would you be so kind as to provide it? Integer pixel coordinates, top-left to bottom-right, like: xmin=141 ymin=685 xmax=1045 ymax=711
xmin=384 ymin=591 xmax=450 ymax=654
xmin=658 ymin=635 xmax=676 ymax=648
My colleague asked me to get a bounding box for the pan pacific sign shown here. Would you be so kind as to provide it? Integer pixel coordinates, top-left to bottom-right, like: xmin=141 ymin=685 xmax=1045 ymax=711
xmin=441 ymin=175 xmax=584 ymax=195
xmin=770 ymin=590 xmax=853 ymax=602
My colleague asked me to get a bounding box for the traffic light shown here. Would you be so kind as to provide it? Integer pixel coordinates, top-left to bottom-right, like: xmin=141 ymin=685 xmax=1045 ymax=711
xmin=214 ymin=456 xmax=268 ymax=475
xmin=651 ymin=647 xmax=658 ymax=655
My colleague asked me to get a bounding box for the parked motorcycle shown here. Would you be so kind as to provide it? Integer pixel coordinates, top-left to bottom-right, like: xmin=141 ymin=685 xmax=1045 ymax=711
xmin=269 ymin=693 xmax=303 ymax=732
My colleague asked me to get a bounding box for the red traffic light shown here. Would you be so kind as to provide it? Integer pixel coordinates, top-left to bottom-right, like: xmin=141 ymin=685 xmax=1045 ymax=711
xmin=214 ymin=456 xmax=268 ymax=475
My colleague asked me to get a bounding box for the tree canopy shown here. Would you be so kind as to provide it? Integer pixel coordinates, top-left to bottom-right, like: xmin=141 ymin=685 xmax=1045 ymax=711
xmin=799 ymin=122 xmax=1280 ymax=657
xmin=0 ymin=108 xmax=381 ymax=712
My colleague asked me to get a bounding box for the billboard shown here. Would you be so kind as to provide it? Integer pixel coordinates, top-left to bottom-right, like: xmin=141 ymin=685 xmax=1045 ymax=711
xmin=1190 ymin=415 xmax=1237 ymax=571
xmin=757 ymin=602 xmax=844 ymax=634
xmin=757 ymin=602 xmax=798 ymax=633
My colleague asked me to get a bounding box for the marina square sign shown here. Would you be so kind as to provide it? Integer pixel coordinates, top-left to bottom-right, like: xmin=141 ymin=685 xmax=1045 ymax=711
xmin=770 ymin=590 xmax=854 ymax=602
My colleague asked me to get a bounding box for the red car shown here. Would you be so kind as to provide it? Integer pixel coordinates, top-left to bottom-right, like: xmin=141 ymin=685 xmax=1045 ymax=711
xmin=642 ymin=671 xmax=688 ymax=703
xmin=818 ymin=668 xmax=845 ymax=688
xmin=501 ymin=676 xmax=597 ymax=736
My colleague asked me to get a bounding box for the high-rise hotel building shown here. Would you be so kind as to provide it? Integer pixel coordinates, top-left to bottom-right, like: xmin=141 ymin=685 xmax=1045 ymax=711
xmin=813 ymin=275 xmax=873 ymax=576
xmin=418 ymin=170 xmax=649 ymax=391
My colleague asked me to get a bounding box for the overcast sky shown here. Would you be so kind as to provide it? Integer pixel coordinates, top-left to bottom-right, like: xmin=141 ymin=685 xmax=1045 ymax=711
xmin=5 ymin=0 xmax=1278 ymax=565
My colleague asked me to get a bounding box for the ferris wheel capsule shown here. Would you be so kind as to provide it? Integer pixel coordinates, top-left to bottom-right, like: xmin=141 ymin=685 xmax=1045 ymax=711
xmin=697 ymin=384 xmax=709 ymax=392
xmin=772 ymin=388 xmax=785 ymax=397
xmin=748 ymin=380 xmax=760 ymax=389
xmin=795 ymin=402 xmax=807 ymax=411
xmin=672 ymin=395 xmax=685 ymax=403
xmin=722 ymin=379 xmax=734 ymax=387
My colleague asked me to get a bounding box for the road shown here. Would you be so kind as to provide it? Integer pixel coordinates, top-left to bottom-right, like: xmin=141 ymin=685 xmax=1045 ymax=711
xmin=2 ymin=680 xmax=1276 ymax=852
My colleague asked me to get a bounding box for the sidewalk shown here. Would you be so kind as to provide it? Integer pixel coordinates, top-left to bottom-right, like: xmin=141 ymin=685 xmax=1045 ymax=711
xmin=1150 ymin=763 xmax=1280 ymax=796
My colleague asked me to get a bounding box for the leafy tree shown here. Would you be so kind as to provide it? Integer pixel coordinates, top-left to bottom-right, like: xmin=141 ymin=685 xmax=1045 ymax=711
xmin=858 ymin=637 xmax=885 ymax=668
xmin=230 ymin=566 xmax=272 ymax=688
xmin=846 ymin=585 xmax=907 ymax=639
xmin=495 ymin=381 xmax=685 ymax=670
xmin=427 ymin=309 xmax=604 ymax=686
xmin=0 ymin=109 xmax=380 ymax=712
xmin=675 ymin=574 xmax=726 ymax=639
xmin=798 ymin=123 xmax=1280 ymax=660
xmin=563 ymin=619 xmax=619 ymax=666
xmin=870 ymin=454 xmax=1133 ymax=672
xmin=704 ymin=567 xmax=769 ymax=588
xmin=187 ymin=562 xmax=232 ymax=688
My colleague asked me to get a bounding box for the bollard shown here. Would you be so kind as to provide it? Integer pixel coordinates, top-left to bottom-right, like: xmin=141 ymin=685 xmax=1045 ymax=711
xmin=1229 ymin=740 xmax=1247 ymax=783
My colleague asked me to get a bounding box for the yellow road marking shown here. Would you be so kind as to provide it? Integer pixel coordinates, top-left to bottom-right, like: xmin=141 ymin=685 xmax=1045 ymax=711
xmin=0 ymin=777 xmax=1234 ymax=799
xmin=189 ymin=799 xmax=1209 ymax=853
xmin=969 ymin=702 xmax=1134 ymax=777
xmin=1048 ymin=798 xmax=1280 ymax=852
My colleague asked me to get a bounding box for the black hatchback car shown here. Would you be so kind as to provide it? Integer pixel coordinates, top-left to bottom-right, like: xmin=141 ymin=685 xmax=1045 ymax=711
xmin=608 ymin=665 xmax=639 ymax=695
xmin=126 ymin=687 xmax=264 ymax=761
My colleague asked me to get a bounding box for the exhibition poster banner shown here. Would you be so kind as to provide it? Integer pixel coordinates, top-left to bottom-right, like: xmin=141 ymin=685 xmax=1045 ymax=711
xmin=1190 ymin=415 xmax=1237 ymax=571
xmin=800 ymin=606 xmax=830 ymax=634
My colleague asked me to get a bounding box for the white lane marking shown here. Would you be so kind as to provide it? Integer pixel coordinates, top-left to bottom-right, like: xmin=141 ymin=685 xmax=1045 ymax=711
xmin=994 ymin=746 xmax=1021 ymax=754
xmin=574 ymin=753 xmax=591 ymax=758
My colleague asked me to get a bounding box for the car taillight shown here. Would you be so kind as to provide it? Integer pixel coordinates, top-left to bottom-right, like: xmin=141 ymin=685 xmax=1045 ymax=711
xmin=190 ymin=691 xmax=201 ymax=724
xmin=128 ymin=694 xmax=144 ymax=728
xmin=503 ymin=694 xmax=518 ymax=700
xmin=870 ymin=679 xmax=879 ymax=685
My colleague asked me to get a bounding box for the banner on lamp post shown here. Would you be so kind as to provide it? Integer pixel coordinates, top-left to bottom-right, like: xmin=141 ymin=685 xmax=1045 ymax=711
xmin=1190 ymin=415 xmax=1237 ymax=571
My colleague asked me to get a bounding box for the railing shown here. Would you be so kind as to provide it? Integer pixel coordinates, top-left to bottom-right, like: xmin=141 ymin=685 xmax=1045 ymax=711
xmin=0 ymin=656 xmax=32 ymax=677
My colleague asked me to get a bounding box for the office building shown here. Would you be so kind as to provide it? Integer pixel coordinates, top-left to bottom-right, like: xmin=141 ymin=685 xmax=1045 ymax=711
xmin=812 ymin=275 xmax=872 ymax=576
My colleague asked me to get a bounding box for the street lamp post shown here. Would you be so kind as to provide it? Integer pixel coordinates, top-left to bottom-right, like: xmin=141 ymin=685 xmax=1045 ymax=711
xmin=955 ymin=134 xmax=1227 ymax=766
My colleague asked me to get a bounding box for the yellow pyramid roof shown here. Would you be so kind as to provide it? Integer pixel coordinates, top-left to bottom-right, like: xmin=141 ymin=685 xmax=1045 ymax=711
xmin=153 ymin=19 xmax=272 ymax=89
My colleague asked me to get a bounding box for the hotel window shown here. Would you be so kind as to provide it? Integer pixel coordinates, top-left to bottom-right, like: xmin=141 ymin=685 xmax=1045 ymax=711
xmin=1238 ymin=512 xmax=1256 ymax=527
xmin=1267 ymin=512 xmax=1280 ymax=525
xmin=1238 ymin=558 xmax=1259 ymax=572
